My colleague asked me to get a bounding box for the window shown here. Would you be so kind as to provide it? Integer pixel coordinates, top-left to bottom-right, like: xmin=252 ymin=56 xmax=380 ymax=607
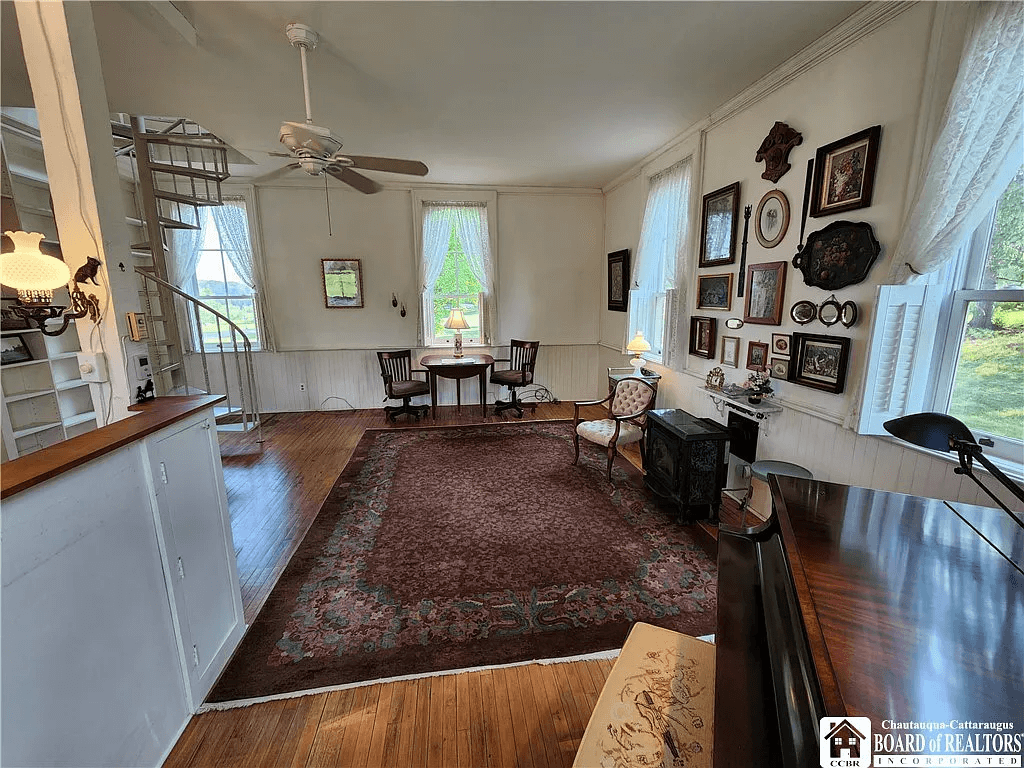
xmin=417 ymin=200 xmax=496 ymax=348
xmin=172 ymin=199 xmax=262 ymax=351
xmin=628 ymin=158 xmax=692 ymax=365
xmin=860 ymin=166 xmax=1023 ymax=464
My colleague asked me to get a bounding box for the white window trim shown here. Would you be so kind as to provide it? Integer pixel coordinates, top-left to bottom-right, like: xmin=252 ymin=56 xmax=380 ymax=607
xmin=411 ymin=189 xmax=499 ymax=348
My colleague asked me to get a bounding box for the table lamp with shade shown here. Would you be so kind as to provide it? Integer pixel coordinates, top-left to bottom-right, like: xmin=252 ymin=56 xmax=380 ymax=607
xmin=626 ymin=330 xmax=651 ymax=374
xmin=444 ymin=307 xmax=471 ymax=358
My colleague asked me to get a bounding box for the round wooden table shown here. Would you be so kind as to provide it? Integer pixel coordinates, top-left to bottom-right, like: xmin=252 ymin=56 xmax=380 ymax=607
xmin=419 ymin=354 xmax=494 ymax=419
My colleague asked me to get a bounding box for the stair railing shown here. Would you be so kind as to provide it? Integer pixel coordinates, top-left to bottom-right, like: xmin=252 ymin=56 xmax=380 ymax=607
xmin=136 ymin=269 xmax=263 ymax=443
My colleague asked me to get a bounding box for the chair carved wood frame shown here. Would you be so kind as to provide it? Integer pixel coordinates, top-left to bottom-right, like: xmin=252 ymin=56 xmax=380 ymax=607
xmin=572 ymin=377 xmax=657 ymax=481
xmin=377 ymin=350 xmax=431 ymax=422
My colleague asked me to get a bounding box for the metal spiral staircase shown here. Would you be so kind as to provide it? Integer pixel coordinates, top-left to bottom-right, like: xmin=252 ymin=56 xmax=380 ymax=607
xmin=114 ymin=115 xmax=262 ymax=438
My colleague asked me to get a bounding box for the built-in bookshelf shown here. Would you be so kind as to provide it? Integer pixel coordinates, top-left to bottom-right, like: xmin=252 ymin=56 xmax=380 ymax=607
xmin=1 ymin=323 xmax=97 ymax=461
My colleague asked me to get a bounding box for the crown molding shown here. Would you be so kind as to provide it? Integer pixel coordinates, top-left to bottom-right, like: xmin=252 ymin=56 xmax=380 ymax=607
xmin=603 ymin=1 xmax=917 ymax=195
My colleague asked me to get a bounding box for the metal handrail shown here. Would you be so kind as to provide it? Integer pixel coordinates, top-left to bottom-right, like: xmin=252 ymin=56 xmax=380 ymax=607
xmin=136 ymin=269 xmax=263 ymax=443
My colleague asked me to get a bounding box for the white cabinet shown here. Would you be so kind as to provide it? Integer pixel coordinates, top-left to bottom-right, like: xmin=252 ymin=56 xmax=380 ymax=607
xmin=1 ymin=324 xmax=97 ymax=459
xmin=147 ymin=411 xmax=245 ymax=707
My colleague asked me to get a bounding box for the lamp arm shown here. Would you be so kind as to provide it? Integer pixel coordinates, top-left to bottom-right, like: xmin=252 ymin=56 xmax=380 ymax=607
xmin=951 ymin=438 xmax=1024 ymax=527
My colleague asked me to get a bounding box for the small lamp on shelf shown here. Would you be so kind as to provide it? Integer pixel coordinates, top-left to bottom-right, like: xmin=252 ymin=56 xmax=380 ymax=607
xmin=626 ymin=330 xmax=651 ymax=375
xmin=0 ymin=230 xmax=100 ymax=336
xmin=443 ymin=306 xmax=471 ymax=358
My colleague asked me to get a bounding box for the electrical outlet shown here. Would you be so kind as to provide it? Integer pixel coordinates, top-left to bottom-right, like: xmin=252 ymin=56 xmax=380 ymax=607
xmin=298 ymin=382 xmax=306 ymax=392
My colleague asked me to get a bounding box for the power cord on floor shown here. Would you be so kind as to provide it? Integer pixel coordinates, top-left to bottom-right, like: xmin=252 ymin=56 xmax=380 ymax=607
xmin=319 ymin=396 xmax=356 ymax=410
xmin=515 ymin=384 xmax=559 ymax=404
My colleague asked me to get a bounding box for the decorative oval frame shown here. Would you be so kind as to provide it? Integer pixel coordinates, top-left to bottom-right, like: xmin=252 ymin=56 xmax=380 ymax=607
xmin=791 ymin=300 xmax=816 ymax=325
xmin=819 ymin=296 xmax=841 ymax=326
xmin=840 ymin=300 xmax=859 ymax=328
xmin=754 ymin=189 xmax=791 ymax=249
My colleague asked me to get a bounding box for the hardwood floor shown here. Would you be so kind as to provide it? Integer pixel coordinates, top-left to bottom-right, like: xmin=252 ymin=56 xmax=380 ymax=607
xmin=164 ymin=403 xmax=721 ymax=768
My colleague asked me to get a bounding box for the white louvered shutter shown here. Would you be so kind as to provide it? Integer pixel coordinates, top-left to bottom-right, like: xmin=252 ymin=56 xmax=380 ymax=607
xmin=857 ymin=284 xmax=944 ymax=435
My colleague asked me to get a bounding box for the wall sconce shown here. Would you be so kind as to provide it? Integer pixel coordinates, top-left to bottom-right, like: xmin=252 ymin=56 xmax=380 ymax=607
xmin=626 ymin=330 xmax=651 ymax=374
xmin=0 ymin=231 xmax=100 ymax=336
xmin=443 ymin=306 xmax=470 ymax=357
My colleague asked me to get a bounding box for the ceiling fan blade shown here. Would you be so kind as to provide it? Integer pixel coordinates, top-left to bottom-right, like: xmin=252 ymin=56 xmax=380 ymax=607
xmin=344 ymin=155 xmax=428 ymax=176
xmin=327 ymin=166 xmax=382 ymax=195
xmin=250 ymin=163 xmax=300 ymax=184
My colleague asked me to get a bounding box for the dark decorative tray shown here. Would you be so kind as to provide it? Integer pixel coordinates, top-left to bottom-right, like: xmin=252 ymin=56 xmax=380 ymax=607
xmin=793 ymin=220 xmax=881 ymax=290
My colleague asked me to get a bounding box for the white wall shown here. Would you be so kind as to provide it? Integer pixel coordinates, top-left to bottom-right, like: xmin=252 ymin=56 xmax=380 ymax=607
xmin=239 ymin=181 xmax=604 ymax=408
xmin=601 ymin=3 xmax=1021 ymax=512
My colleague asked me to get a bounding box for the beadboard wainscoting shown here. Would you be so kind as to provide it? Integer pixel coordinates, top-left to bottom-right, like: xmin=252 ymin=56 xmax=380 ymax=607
xmin=183 ymin=344 xmax=604 ymax=414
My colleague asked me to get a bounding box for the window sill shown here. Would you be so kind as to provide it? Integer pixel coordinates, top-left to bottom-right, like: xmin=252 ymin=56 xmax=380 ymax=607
xmin=882 ymin=434 xmax=1024 ymax=485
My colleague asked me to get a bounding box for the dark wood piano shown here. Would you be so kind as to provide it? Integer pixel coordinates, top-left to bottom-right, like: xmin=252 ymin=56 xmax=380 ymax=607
xmin=715 ymin=475 xmax=1024 ymax=767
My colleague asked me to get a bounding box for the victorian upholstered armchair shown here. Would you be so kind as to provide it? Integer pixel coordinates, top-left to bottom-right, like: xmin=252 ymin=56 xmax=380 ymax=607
xmin=572 ymin=377 xmax=658 ymax=481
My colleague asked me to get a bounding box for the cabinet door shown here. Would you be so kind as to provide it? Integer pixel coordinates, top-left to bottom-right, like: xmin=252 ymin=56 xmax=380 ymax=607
xmin=149 ymin=416 xmax=242 ymax=706
xmin=646 ymin=421 xmax=679 ymax=494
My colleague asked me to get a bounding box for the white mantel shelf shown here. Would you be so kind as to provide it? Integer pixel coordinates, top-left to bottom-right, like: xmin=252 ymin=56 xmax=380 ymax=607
xmin=704 ymin=387 xmax=784 ymax=423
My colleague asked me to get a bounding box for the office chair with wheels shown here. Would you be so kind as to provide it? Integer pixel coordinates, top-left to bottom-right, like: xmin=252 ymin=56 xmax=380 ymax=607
xmin=490 ymin=339 xmax=540 ymax=418
xmin=377 ymin=350 xmax=430 ymax=422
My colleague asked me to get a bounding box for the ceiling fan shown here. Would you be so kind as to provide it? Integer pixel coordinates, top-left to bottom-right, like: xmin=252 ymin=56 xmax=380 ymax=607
xmin=260 ymin=23 xmax=428 ymax=193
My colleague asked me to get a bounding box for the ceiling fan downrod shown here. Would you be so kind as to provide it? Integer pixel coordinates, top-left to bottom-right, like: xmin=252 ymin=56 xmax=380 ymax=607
xmin=285 ymin=23 xmax=319 ymax=125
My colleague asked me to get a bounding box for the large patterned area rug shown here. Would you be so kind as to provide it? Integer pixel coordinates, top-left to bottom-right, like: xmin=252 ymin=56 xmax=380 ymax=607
xmin=206 ymin=421 xmax=718 ymax=705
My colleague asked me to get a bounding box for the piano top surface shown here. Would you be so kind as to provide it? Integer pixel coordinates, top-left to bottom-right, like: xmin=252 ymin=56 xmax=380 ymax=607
xmin=770 ymin=475 xmax=1023 ymax=722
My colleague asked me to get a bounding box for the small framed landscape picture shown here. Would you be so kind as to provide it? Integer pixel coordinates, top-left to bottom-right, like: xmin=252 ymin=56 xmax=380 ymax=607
xmin=689 ymin=316 xmax=717 ymax=359
xmin=746 ymin=341 xmax=769 ymax=372
xmin=0 ymin=333 xmax=33 ymax=365
xmin=322 ymin=258 xmax=364 ymax=309
xmin=720 ymin=335 xmax=740 ymax=368
xmin=696 ymin=273 xmax=733 ymax=311
xmin=770 ymin=356 xmax=790 ymax=380
xmin=607 ymin=249 xmax=630 ymax=312
xmin=791 ymin=332 xmax=851 ymax=393
xmin=771 ymin=333 xmax=791 ymax=356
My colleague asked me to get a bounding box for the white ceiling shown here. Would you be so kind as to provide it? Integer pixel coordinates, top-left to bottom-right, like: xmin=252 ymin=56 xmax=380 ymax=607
xmin=3 ymin=1 xmax=866 ymax=189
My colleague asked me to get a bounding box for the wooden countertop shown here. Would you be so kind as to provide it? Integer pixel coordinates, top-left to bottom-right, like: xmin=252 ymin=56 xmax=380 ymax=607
xmin=1 ymin=395 xmax=225 ymax=500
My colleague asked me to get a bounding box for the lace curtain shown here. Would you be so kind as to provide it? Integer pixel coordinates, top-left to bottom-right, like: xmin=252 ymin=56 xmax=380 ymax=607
xmin=419 ymin=202 xmax=495 ymax=344
xmin=888 ymin=1 xmax=1024 ymax=283
xmin=626 ymin=157 xmax=692 ymax=367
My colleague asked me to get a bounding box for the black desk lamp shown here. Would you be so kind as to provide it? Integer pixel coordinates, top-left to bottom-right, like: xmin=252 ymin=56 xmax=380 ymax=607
xmin=884 ymin=412 xmax=1024 ymax=528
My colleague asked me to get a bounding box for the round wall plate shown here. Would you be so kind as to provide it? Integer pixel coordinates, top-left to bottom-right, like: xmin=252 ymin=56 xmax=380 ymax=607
xmin=790 ymin=300 xmax=816 ymax=325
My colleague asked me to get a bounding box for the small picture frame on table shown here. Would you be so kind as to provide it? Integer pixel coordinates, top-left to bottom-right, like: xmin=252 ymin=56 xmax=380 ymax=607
xmin=696 ymin=273 xmax=733 ymax=311
xmin=699 ymin=182 xmax=740 ymax=268
xmin=770 ymin=357 xmax=790 ymax=380
xmin=746 ymin=341 xmax=769 ymax=372
xmin=791 ymin=332 xmax=851 ymax=393
xmin=0 ymin=333 xmax=33 ymax=365
xmin=720 ymin=335 xmax=740 ymax=368
xmin=607 ymin=249 xmax=630 ymax=312
xmin=689 ymin=316 xmax=717 ymax=359
xmin=809 ymin=125 xmax=881 ymax=218
xmin=322 ymin=258 xmax=364 ymax=309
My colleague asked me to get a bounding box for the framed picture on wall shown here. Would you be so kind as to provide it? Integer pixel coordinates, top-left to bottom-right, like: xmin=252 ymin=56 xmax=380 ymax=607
xmin=771 ymin=333 xmax=791 ymax=356
xmin=696 ymin=273 xmax=733 ymax=311
xmin=720 ymin=335 xmax=740 ymax=368
xmin=809 ymin=125 xmax=881 ymax=217
xmin=322 ymin=258 xmax=364 ymax=309
xmin=698 ymin=182 xmax=740 ymax=268
xmin=746 ymin=341 xmax=769 ymax=372
xmin=791 ymin=332 xmax=851 ymax=393
xmin=770 ymin=356 xmax=790 ymax=380
xmin=689 ymin=316 xmax=717 ymax=359
xmin=743 ymin=261 xmax=787 ymax=325
xmin=0 ymin=333 xmax=33 ymax=365
xmin=607 ymin=249 xmax=630 ymax=312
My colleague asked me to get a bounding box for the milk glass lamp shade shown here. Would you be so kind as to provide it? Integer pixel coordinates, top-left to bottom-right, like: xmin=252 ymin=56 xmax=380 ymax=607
xmin=1 ymin=230 xmax=71 ymax=302
xmin=626 ymin=330 xmax=651 ymax=372
xmin=444 ymin=307 xmax=471 ymax=357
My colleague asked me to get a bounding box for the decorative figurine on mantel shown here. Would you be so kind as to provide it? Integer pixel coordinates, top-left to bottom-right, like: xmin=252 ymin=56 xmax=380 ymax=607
xmin=755 ymin=121 xmax=803 ymax=183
